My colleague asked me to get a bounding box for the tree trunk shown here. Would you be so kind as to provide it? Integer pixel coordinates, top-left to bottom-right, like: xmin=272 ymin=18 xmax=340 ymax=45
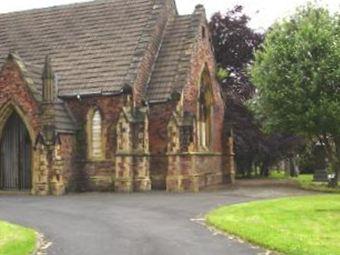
xmin=283 ymin=159 xmax=290 ymax=177
xmin=289 ymin=158 xmax=297 ymax=177
xmin=246 ymin=160 xmax=252 ymax=177
xmin=254 ymin=163 xmax=258 ymax=176
xmin=260 ymin=160 xmax=269 ymax=177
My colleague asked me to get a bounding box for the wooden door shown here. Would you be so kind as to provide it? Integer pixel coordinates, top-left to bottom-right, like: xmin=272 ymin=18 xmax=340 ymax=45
xmin=0 ymin=112 xmax=31 ymax=190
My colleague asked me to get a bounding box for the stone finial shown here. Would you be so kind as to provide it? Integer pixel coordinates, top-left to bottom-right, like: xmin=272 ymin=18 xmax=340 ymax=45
xmin=42 ymin=55 xmax=55 ymax=103
xmin=121 ymin=83 xmax=133 ymax=95
xmin=121 ymin=83 xmax=133 ymax=107
xmin=194 ymin=4 xmax=205 ymax=15
xmin=170 ymin=90 xmax=181 ymax=102
xmin=195 ymin=4 xmax=204 ymax=9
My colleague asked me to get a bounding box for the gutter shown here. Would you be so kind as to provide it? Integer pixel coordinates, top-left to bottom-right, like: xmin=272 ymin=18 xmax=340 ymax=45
xmin=58 ymin=90 xmax=123 ymax=99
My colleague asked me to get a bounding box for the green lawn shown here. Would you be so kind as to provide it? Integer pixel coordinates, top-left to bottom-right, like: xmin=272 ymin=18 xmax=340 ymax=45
xmin=270 ymin=172 xmax=340 ymax=193
xmin=0 ymin=221 xmax=37 ymax=255
xmin=206 ymin=195 xmax=340 ymax=255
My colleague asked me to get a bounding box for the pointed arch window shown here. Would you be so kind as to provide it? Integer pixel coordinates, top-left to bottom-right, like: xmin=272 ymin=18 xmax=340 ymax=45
xmin=198 ymin=66 xmax=213 ymax=149
xmin=88 ymin=108 xmax=103 ymax=159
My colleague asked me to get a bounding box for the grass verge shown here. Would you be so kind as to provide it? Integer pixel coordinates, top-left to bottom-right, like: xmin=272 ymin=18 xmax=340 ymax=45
xmin=206 ymin=195 xmax=340 ymax=255
xmin=0 ymin=221 xmax=37 ymax=255
xmin=270 ymin=172 xmax=340 ymax=193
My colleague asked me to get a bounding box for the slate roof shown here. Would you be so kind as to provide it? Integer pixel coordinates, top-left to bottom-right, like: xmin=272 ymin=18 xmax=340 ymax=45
xmin=0 ymin=0 xmax=156 ymax=96
xmin=146 ymin=14 xmax=199 ymax=102
xmin=0 ymin=0 xmax=204 ymax=103
xmin=54 ymin=101 xmax=78 ymax=133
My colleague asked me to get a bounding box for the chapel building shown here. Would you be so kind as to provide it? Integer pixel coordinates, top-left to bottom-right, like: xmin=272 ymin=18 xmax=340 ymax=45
xmin=0 ymin=0 xmax=235 ymax=195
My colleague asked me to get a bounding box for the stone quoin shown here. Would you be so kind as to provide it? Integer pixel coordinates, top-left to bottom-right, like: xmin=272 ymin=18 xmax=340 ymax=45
xmin=0 ymin=0 xmax=235 ymax=195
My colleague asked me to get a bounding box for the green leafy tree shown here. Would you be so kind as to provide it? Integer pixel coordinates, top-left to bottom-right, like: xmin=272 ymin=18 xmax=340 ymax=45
xmin=250 ymin=4 xmax=340 ymax=183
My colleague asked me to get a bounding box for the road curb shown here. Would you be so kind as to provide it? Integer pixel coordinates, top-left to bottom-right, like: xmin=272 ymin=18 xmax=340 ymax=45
xmin=32 ymin=232 xmax=51 ymax=255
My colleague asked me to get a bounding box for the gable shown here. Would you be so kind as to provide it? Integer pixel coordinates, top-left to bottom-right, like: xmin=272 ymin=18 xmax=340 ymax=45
xmin=0 ymin=53 xmax=77 ymax=133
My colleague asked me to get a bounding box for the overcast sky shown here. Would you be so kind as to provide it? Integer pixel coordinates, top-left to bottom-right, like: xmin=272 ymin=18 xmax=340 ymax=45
xmin=0 ymin=0 xmax=338 ymax=29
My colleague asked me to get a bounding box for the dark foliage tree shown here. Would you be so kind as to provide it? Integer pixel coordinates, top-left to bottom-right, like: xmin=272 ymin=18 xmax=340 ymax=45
xmin=209 ymin=6 xmax=302 ymax=177
xmin=210 ymin=5 xmax=263 ymax=101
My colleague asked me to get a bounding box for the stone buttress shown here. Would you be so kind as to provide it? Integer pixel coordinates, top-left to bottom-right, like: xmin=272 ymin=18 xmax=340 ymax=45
xmin=115 ymin=92 xmax=151 ymax=192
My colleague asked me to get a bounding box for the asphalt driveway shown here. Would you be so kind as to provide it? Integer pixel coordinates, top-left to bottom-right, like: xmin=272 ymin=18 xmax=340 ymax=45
xmin=0 ymin=184 xmax=312 ymax=255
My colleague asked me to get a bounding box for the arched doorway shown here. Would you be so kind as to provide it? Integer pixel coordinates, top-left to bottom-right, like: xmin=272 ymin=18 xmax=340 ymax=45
xmin=0 ymin=112 xmax=32 ymax=190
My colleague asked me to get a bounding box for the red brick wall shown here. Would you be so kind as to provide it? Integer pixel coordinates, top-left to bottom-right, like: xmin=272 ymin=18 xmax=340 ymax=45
xmin=149 ymin=102 xmax=177 ymax=189
xmin=65 ymin=96 xmax=126 ymax=191
xmin=66 ymin=96 xmax=126 ymax=158
xmin=0 ymin=59 xmax=41 ymax=136
xmin=58 ymin=133 xmax=77 ymax=191
xmin=149 ymin=102 xmax=177 ymax=154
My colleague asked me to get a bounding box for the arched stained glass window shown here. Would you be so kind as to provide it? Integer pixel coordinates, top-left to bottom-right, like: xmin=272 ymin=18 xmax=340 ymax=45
xmin=88 ymin=109 xmax=103 ymax=159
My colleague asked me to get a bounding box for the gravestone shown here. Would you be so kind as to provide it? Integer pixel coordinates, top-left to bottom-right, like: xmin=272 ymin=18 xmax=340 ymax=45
xmin=313 ymin=169 xmax=329 ymax=182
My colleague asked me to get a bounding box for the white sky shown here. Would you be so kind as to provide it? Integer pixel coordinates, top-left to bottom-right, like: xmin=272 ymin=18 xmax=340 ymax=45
xmin=0 ymin=0 xmax=338 ymax=29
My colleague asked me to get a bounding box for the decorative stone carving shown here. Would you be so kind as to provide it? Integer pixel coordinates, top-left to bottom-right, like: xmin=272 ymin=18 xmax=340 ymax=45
xmin=33 ymin=144 xmax=50 ymax=195
xmin=166 ymin=106 xmax=199 ymax=192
